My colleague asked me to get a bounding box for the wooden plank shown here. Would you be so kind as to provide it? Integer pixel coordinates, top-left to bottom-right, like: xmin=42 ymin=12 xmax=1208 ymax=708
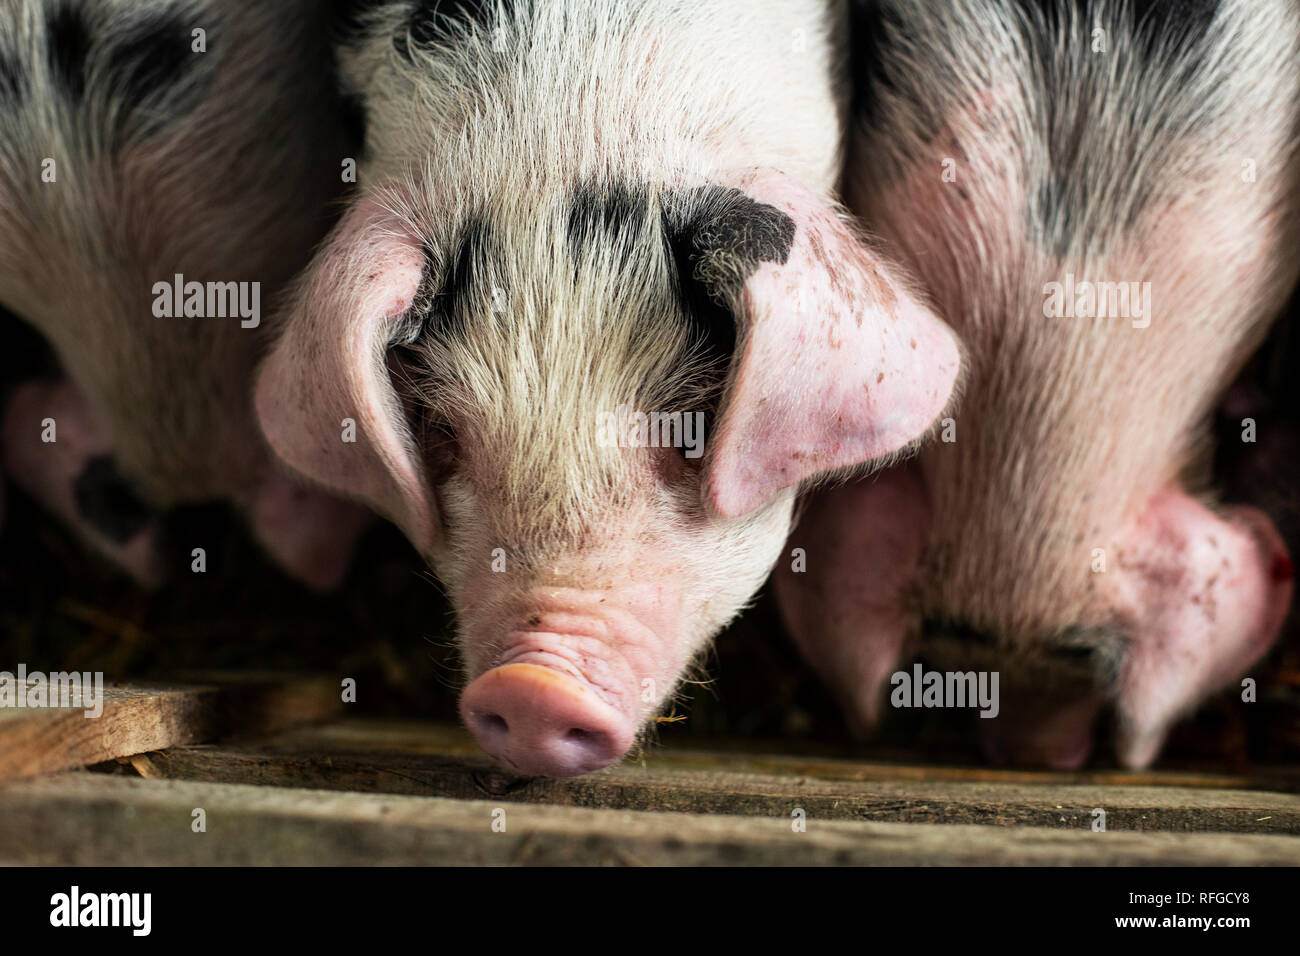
xmin=2 ymin=772 xmax=1298 ymax=865
xmin=106 ymin=719 xmax=1300 ymax=834
xmin=255 ymin=718 xmax=1300 ymax=792
xmin=0 ymin=674 xmax=341 ymax=783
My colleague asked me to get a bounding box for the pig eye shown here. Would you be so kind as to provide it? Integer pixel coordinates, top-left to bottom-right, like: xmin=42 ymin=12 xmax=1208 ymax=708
xmin=423 ymin=417 xmax=460 ymax=483
xmin=388 ymin=311 xmax=425 ymax=348
xmin=383 ymin=348 xmax=458 ymax=480
xmin=650 ymin=409 xmax=714 ymax=484
xmin=653 ymin=444 xmax=693 ymax=484
xmin=664 ymin=245 xmax=738 ymax=368
xmin=430 ymin=419 xmax=457 ymax=447
xmin=1051 ymin=644 xmax=1095 ymax=663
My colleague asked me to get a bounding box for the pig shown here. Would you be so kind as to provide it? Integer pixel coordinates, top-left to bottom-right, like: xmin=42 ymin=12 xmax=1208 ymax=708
xmin=1216 ymin=290 xmax=1300 ymax=577
xmin=256 ymin=0 xmax=963 ymax=775
xmin=776 ymin=0 xmax=1300 ymax=768
xmin=0 ymin=0 xmax=368 ymax=588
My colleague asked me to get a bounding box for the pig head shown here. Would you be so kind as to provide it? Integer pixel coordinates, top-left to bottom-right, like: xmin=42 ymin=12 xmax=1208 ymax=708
xmin=779 ymin=0 xmax=1300 ymax=769
xmin=257 ymin=166 xmax=960 ymax=775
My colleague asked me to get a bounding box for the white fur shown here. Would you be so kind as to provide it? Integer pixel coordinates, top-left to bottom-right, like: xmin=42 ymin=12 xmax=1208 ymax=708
xmin=323 ymin=0 xmax=849 ymax=713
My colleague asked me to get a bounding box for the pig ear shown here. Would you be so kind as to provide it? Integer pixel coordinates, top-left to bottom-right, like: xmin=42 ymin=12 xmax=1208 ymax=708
xmin=1112 ymin=491 xmax=1293 ymax=768
xmin=255 ymin=194 xmax=437 ymax=551
xmin=672 ymin=169 xmax=961 ymax=519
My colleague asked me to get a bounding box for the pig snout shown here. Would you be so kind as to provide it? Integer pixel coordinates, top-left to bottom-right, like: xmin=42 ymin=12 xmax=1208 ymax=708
xmin=3 ymin=379 xmax=161 ymax=586
xmin=458 ymin=590 xmax=678 ymax=776
xmin=781 ymin=473 xmax=1294 ymax=768
xmin=977 ymin=690 xmax=1105 ymax=771
xmin=461 ymin=664 xmax=635 ymax=777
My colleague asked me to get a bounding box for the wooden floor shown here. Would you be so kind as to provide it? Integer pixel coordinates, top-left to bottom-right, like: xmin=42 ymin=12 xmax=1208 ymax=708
xmin=2 ymin=676 xmax=1298 ymax=865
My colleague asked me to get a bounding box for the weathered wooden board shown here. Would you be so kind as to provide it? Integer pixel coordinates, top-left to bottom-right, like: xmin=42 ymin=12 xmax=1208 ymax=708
xmin=249 ymin=718 xmax=1300 ymax=792
xmin=117 ymin=726 xmax=1300 ymax=834
xmin=2 ymin=772 xmax=1298 ymax=865
xmin=0 ymin=675 xmax=341 ymax=783
xmin=138 ymin=748 xmax=1300 ymax=835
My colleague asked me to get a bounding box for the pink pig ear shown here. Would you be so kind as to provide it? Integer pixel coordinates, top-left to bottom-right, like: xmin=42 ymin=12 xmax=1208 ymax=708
xmin=255 ymin=194 xmax=437 ymax=552
xmin=1112 ymin=489 xmax=1293 ymax=768
xmin=693 ymin=169 xmax=961 ymax=519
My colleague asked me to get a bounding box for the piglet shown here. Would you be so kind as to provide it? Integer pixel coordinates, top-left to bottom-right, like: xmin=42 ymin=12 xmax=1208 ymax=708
xmin=257 ymin=0 xmax=961 ymax=775
xmin=778 ymin=0 xmax=1300 ymax=768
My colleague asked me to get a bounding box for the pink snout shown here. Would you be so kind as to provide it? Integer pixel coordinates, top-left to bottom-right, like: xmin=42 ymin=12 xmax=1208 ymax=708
xmin=460 ymin=663 xmax=637 ymax=776
xmin=978 ymin=692 xmax=1104 ymax=771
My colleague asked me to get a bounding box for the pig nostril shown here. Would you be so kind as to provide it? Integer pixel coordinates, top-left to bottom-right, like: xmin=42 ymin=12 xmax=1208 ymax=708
xmin=460 ymin=664 xmax=636 ymax=776
xmin=475 ymin=712 xmax=508 ymax=735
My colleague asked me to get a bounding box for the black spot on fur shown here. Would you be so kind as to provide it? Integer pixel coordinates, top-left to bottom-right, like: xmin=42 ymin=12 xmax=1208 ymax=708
xmin=46 ymin=4 xmax=91 ymax=101
xmin=663 ymin=230 xmax=736 ymax=366
xmin=666 ymin=186 xmax=796 ymax=292
xmin=396 ymin=0 xmax=509 ymax=60
xmin=564 ymin=181 xmax=771 ymax=369
xmin=73 ymin=457 xmax=157 ymax=545
xmin=422 ymin=218 xmax=492 ymax=339
xmin=566 ymin=183 xmax=652 ymax=257
xmin=443 ymin=219 xmax=489 ymax=307
xmin=692 ymin=188 xmax=796 ymax=275
xmin=1010 ymin=0 xmax=1220 ymax=61
xmin=106 ymin=13 xmax=197 ymax=117
xmin=1131 ymin=0 xmax=1220 ymax=55
xmin=0 ymin=45 xmax=26 ymax=104
xmin=663 ymin=186 xmax=796 ymax=365
xmin=1011 ymin=0 xmax=1222 ymax=255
